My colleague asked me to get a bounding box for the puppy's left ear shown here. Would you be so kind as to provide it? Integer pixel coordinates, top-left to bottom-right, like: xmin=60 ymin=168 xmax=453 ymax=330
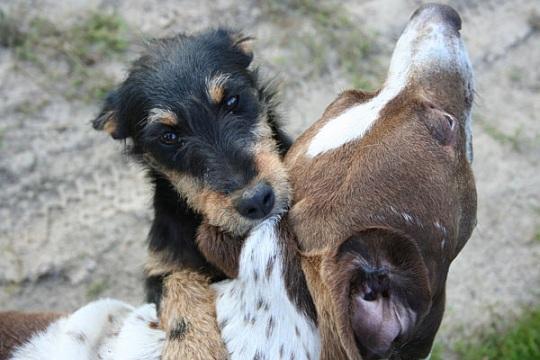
xmin=230 ymin=32 xmax=254 ymax=67
xmin=91 ymin=89 xmax=129 ymax=140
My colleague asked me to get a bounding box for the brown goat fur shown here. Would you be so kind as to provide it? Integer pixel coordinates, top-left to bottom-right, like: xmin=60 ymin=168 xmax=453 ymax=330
xmin=0 ymin=312 xmax=64 ymax=360
xmin=283 ymin=4 xmax=476 ymax=358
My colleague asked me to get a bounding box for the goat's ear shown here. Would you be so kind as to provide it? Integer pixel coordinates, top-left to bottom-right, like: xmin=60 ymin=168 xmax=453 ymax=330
xmin=333 ymin=228 xmax=432 ymax=358
xmin=91 ymin=90 xmax=128 ymax=140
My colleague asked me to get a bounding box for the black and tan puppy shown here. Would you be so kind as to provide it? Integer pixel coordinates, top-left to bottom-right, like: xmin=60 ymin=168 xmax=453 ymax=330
xmin=92 ymin=28 xmax=291 ymax=359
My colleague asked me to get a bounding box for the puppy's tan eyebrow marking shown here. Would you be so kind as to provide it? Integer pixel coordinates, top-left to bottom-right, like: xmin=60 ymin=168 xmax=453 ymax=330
xmin=206 ymin=73 xmax=230 ymax=104
xmin=148 ymin=108 xmax=178 ymax=127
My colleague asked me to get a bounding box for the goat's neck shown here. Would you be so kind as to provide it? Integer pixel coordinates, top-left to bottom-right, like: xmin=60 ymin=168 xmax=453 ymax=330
xmin=213 ymin=219 xmax=320 ymax=360
xmin=301 ymin=257 xmax=351 ymax=360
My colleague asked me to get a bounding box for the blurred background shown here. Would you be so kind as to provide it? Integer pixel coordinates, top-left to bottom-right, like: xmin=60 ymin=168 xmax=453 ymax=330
xmin=0 ymin=0 xmax=539 ymax=358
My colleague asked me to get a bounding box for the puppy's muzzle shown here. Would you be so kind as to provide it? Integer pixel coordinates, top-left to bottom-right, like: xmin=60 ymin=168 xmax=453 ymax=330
xmin=233 ymin=182 xmax=275 ymax=220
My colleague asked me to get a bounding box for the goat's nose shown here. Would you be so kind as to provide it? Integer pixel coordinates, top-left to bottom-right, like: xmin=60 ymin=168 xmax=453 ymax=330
xmin=410 ymin=3 xmax=462 ymax=31
xmin=234 ymin=182 xmax=275 ymax=220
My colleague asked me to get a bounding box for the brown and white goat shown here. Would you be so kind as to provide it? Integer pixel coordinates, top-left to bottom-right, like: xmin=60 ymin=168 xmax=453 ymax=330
xmin=285 ymin=3 xmax=477 ymax=359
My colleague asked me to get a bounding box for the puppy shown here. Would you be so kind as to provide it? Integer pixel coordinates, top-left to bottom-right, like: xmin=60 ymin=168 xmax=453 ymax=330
xmin=92 ymin=28 xmax=291 ymax=359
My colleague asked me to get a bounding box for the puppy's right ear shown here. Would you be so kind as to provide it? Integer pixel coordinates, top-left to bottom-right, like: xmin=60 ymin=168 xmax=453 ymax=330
xmin=92 ymin=90 xmax=128 ymax=140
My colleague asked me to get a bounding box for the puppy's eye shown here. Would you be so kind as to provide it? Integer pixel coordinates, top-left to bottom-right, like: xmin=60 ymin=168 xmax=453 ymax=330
xmin=224 ymin=95 xmax=239 ymax=112
xmin=160 ymin=131 xmax=180 ymax=145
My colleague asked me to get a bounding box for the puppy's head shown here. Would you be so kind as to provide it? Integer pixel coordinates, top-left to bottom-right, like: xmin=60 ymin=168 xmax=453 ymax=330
xmin=92 ymin=29 xmax=290 ymax=236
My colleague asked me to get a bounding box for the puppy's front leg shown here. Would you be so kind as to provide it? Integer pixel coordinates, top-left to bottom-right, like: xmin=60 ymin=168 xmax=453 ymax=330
xmin=159 ymin=270 xmax=228 ymax=360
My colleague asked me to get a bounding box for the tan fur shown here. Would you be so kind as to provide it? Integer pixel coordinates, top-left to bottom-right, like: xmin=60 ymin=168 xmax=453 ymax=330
xmin=230 ymin=33 xmax=254 ymax=57
xmin=103 ymin=117 xmax=118 ymax=136
xmin=196 ymin=221 xmax=243 ymax=278
xmin=206 ymin=74 xmax=229 ymax=104
xmin=145 ymin=250 xmax=183 ymax=277
xmin=159 ymin=270 xmax=227 ymax=360
xmin=0 ymin=311 xmax=64 ymax=360
xmin=100 ymin=111 xmax=119 ymax=136
xmin=148 ymin=108 xmax=178 ymax=127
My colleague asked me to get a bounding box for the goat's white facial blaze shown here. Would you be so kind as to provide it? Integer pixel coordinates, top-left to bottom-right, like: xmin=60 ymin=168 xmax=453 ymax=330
xmin=213 ymin=219 xmax=320 ymax=360
xmin=306 ymin=78 xmax=406 ymax=158
xmin=307 ymin=6 xmax=474 ymax=160
xmin=305 ymin=13 xmax=415 ymax=158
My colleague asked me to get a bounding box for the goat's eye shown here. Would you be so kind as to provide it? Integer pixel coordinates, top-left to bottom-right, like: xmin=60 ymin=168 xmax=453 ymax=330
xmin=224 ymin=95 xmax=239 ymax=112
xmin=160 ymin=131 xmax=179 ymax=145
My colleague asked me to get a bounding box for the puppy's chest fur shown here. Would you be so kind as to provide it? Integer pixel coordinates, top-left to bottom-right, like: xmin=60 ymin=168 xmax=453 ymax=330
xmin=212 ymin=221 xmax=320 ymax=360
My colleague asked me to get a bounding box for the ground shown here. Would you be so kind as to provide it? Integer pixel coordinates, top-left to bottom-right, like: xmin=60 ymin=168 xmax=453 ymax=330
xmin=0 ymin=0 xmax=539 ymax=358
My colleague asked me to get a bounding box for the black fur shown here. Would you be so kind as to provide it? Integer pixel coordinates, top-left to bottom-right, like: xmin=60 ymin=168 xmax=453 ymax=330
xmin=92 ymin=28 xmax=290 ymax=306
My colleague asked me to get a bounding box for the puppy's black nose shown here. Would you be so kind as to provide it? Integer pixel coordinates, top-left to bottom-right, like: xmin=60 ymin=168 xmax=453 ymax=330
xmin=234 ymin=182 xmax=275 ymax=220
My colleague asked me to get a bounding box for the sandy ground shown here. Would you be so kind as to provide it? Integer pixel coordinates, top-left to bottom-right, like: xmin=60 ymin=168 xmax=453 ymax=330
xmin=1 ymin=0 xmax=539 ymax=355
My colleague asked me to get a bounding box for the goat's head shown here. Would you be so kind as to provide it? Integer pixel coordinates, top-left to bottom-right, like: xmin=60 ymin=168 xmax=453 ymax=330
xmin=286 ymin=4 xmax=476 ymax=359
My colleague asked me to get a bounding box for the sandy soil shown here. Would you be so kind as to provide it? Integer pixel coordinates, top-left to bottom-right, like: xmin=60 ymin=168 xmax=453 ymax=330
xmin=1 ymin=0 xmax=539 ymax=354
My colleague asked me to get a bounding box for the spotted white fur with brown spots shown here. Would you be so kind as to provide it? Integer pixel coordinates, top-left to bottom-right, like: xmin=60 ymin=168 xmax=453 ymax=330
xmin=9 ymin=299 xmax=164 ymax=360
xmin=213 ymin=219 xmax=320 ymax=360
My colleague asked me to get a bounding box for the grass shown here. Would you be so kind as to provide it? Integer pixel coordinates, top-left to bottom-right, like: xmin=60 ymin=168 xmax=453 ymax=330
xmin=533 ymin=227 xmax=540 ymax=243
xmin=0 ymin=9 xmax=129 ymax=102
xmin=13 ymin=98 xmax=51 ymax=116
xmin=85 ymin=278 xmax=109 ymax=300
xmin=454 ymin=307 xmax=540 ymax=360
xmin=476 ymin=116 xmax=524 ymax=152
xmin=2 ymin=282 xmax=20 ymax=297
xmin=429 ymin=342 xmax=444 ymax=360
xmin=508 ymin=67 xmax=523 ymax=83
xmin=484 ymin=123 xmax=523 ymax=151
xmin=262 ymin=0 xmax=381 ymax=90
